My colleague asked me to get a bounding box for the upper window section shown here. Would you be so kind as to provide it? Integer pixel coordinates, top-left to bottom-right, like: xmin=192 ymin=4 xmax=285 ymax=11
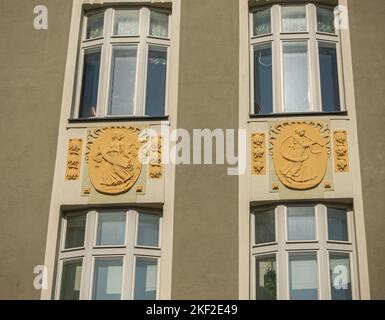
xmin=74 ymin=7 xmax=171 ymax=119
xmin=250 ymin=4 xmax=343 ymax=115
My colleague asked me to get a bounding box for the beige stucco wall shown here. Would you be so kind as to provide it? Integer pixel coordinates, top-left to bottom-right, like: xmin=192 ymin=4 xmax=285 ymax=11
xmin=348 ymin=0 xmax=385 ymax=299
xmin=171 ymin=0 xmax=239 ymax=299
xmin=0 ymin=0 xmax=72 ymax=299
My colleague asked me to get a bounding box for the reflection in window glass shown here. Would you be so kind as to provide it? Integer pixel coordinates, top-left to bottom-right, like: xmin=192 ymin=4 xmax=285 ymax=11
xmin=319 ymin=42 xmax=340 ymax=112
xmin=96 ymin=211 xmax=126 ymax=246
xmin=289 ymin=252 xmax=318 ymax=300
xmin=137 ymin=213 xmax=160 ymax=247
xmin=253 ymin=8 xmax=271 ymax=36
xmin=287 ymin=206 xmax=315 ymax=241
xmin=317 ymin=7 xmax=335 ymax=34
xmin=93 ymin=258 xmax=123 ymax=300
xmin=255 ymin=255 xmax=276 ymax=300
xmin=134 ymin=257 xmax=158 ymax=300
xmin=149 ymin=11 xmax=169 ymax=38
xmin=145 ymin=46 xmax=167 ymax=116
xmin=327 ymin=207 xmax=348 ymax=241
xmin=65 ymin=214 xmax=86 ymax=249
xmin=281 ymin=6 xmax=307 ymax=33
xmin=253 ymin=44 xmax=273 ymax=114
xmin=283 ymin=41 xmax=309 ymax=112
xmin=79 ymin=49 xmax=101 ymax=118
xmin=108 ymin=46 xmax=137 ymax=116
xmin=114 ymin=10 xmax=139 ymax=36
xmin=254 ymin=209 xmax=275 ymax=244
xmin=86 ymin=12 xmax=104 ymax=39
xmin=60 ymin=260 xmax=82 ymax=300
xmin=329 ymin=252 xmax=352 ymax=300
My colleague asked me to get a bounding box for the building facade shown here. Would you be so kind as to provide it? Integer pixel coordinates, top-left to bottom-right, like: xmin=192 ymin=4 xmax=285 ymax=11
xmin=0 ymin=0 xmax=384 ymax=300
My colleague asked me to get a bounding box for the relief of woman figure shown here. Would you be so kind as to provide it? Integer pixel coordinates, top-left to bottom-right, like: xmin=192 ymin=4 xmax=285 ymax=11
xmin=279 ymin=128 xmax=324 ymax=185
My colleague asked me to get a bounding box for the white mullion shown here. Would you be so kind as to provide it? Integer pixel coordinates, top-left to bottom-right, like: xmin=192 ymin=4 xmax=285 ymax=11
xmin=272 ymin=5 xmax=282 ymax=113
xmin=335 ymin=40 xmax=346 ymax=111
xmin=317 ymin=204 xmax=330 ymax=299
xmin=73 ymin=48 xmax=86 ymax=118
xmin=276 ymin=205 xmax=288 ymax=299
xmin=348 ymin=209 xmax=359 ymax=299
xmin=308 ymin=4 xmax=320 ymax=112
xmin=124 ymin=209 xmax=137 ymax=300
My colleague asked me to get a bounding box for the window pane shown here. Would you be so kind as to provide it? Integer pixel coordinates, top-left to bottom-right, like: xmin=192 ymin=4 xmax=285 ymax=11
xmin=329 ymin=252 xmax=352 ymax=300
xmin=134 ymin=257 xmax=158 ymax=300
xmin=113 ymin=10 xmax=139 ymax=36
xmin=145 ymin=46 xmax=167 ymax=116
xmin=327 ymin=207 xmax=348 ymax=241
xmin=317 ymin=7 xmax=335 ymax=34
xmin=253 ymin=44 xmax=273 ymax=114
xmin=93 ymin=258 xmax=123 ymax=300
xmin=96 ymin=211 xmax=126 ymax=246
xmin=319 ymin=42 xmax=340 ymax=112
xmin=254 ymin=209 xmax=275 ymax=244
xmin=149 ymin=11 xmax=169 ymax=38
xmin=86 ymin=12 xmax=104 ymax=39
xmin=108 ymin=46 xmax=137 ymax=116
xmin=255 ymin=255 xmax=276 ymax=300
xmin=287 ymin=206 xmax=315 ymax=241
xmin=64 ymin=214 xmax=86 ymax=249
xmin=282 ymin=6 xmax=307 ymax=33
xmin=253 ymin=8 xmax=271 ymax=36
xmin=137 ymin=213 xmax=160 ymax=247
xmin=60 ymin=260 xmax=82 ymax=300
xmin=283 ymin=42 xmax=309 ymax=112
xmin=289 ymin=252 xmax=318 ymax=300
xmin=79 ymin=49 xmax=101 ymax=118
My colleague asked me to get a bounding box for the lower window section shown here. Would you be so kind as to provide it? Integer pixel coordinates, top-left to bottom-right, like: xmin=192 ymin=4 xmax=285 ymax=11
xmin=56 ymin=209 xmax=161 ymax=300
xmin=251 ymin=203 xmax=356 ymax=300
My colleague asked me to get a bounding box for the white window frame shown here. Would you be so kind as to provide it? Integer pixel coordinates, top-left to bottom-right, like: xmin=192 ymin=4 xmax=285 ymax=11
xmin=250 ymin=203 xmax=358 ymax=300
xmin=55 ymin=208 xmax=162 ymax=300
xmin=249 ymin=3 xmax=345 ymax=115
xmin=73 ymin=6 xmax=171 ymax=119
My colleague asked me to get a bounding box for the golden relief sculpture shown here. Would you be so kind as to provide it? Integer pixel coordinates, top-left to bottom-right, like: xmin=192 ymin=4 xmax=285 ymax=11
xmin=251 ymin=133 xmax=266 ymax=175
xmin=86 ymin=127 xmax=144 ymax=195
xmin=65 ymin=139 xmax=82 ymax=181
xmin=333 ymin=130 xmax=349 ymax=173
xmin=149 ymin=135 xmax=163 ymax=179
xmin=269 ymin=122 xmax=331 ymax=190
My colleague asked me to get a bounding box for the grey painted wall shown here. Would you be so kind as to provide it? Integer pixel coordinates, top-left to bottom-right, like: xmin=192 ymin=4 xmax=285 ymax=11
xmin=171 ymin=0 xmax=239 ymax=299
xmin=0 ymin=0 xmax=72 ymax=299
xmin=349 ymin=0 xmax=385 ymax=299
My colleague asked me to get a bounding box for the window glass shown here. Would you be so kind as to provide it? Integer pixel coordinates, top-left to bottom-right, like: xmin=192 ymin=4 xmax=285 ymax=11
xmin=149 ymin=11 xmax=169 ymax=38
xmin=134 ymin=257 xmax=158 ymax=300
xmin=253 ymin=8 xmax=271 ymax=36
xmin=114 ymin=10 xmax=139 ymax=36
xmin=317 ymin=7 xmax=335 ymax=34
xmin=79 ymin=49 xmax=101 ymax=118
xmin=287 ymin=206 xmax=316 ymax=241
xmin=137 ymin=213 xmax=160 ymax=247
xmin=254 ymin=209 xmax=275 ymax=244
xmin=60 ymin=260 xmax=82 ymax=300
xmin=319 ymin=42 xmax=340 ymax=112
xmin=108 ymin=46 xmax=137 ymax=116
xmin=281 ymin=6 xmax=307 ymax=33
xmin=145 ymin=46 xmax=167 ymax=116
xmin=96 ymin=211 xmax=126 ymax=246
xmin=86 ymin=12 xmax=104 ymax=39
xmin=255 ymin=255 xmax=277 ymax=300
xmin=289 ymin=252 xmax=318 ymax=300
xmin=283 ymin=41 xmax=309 ymax=112
xmin=92 ymin=258 xmax=123 ymax=300
xmin=327 ymin=207 xmax=348 ymax=241
xmin=253 ymin=44 xmax=273 ymax=114
xmin=329 ymin=252 xmax=352 ymax=300
xmin=65 ymin=214 xmax=86 ymax=249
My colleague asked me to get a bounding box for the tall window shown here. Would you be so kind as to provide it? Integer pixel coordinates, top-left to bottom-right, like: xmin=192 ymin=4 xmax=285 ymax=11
xmin=250 ymin=4 xmax=343 ymax=114
xmin=251 ymin=204 xmax=356 ymax=300
xmin=56 ymin=209 xmax=161 ymax=300
xmin=74 ymin=7 xmax=170 ymax=119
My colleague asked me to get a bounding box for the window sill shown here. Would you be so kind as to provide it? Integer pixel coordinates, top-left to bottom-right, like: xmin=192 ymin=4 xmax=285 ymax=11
xmin=249 ymin=110 xmax=348 ymax=119
xmin=68 ymin=115 xmax=170 ymax=123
